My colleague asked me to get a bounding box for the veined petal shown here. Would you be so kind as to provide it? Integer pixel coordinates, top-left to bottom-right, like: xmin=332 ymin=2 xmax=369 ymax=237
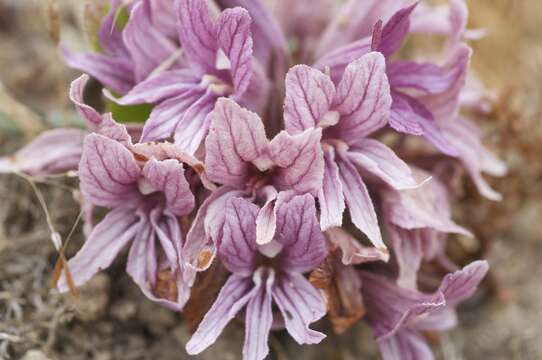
xmin=318 ymin=147 xmax=345 ymax=230
xmin=389 ymin=92 xmax=424 ymax=135
xmin=374 ymin=3 xmax=417 ymax=57
xmin=378 ymin=329 xmax=434 ymax=360
xmin=126 ymin=214 xmax=158 ymax=302
xmin=57 ymin=207 xmax=140 ymax=292
xmin=140 ymin=88 xmax=206 ymax=142
xmin=114 ymin=69 xmax=200 ymax=105
xmin=61 ymin=46 xmax=134 ymax=95
xmin=243 ymin=268 xmax=274 ymax=360
xmin=388 ymin=60 xmax=465 ymax=95
xmin=272 ymin=272 xmax=326 ymax=345
xmin=325 ymin=227 xmax=389 ymax=265
xmin=418 ymin=45 xmax=471 ymax=123
xmin=275 ymin=195 xmax=328 ymax=273
xmin=255 ymin=187 xmax=279 ymax=246
xmin=205 ymin=97 xmax=269 ymax=187
xmin=217 ymin=7 xmax=253 ymax=96
xmin=333 ymin=52 xmax=392 ymax=142
xmin=348 ymin=139 xmax=419 ymax=190
xmin=219 ymin=197 xmax=259 ymax=275
xmin=183 ymin=187 xmax=245 ymax=273
xmin=313 ymin=37 xmax=372 ymax=84
xmin=123 ymin=1 xmax=180 ymax=82
xmin=141 ymin=159 xmax=194 ymax=216
xmin=381 ymin=168 xmax=471 ymax=236
xmin=218 ymin=0 xmax=288 ymax=69
xmin=440 ymin=116 xmax=506 ymax=201
xmin=150 ymin=208 xmax=182 ymax=273
xmin=0 ymin=128 xmax=86 ymax=177
xmin=316 ymin=0 xmax=397 ymax=57
xmin=360 ymin=271 xmax=445 ymax=340
xmin=269 ymin=129 xmax=324 ymax=195
xmin=393 ymin=92 xmax=458 ymax=156
xmin=284 ymin=65 xmax=336 ymax=134
xmin=186 ymin=274 xmax=257 ymax=355
xmin=69 ymin=74 xmax=103 ymax=129
xmin=78 ymin=134 xmax=141 ymax=208
xmin=173 ymin=92 xmax=217 ymax=154
xmin=361 ymin=260 xmax=488 ymax=340
xmin=97 ymin=0 xmax=128 ymax=57
xmin=387 ymin=225 xmax=425 ymax=291
xmin=337 ymin=155 xmax=385 ymax=251
xmin=176 ymin=0 xmax=217 ymax=75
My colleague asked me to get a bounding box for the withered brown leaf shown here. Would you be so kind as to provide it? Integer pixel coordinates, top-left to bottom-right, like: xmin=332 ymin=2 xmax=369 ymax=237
xmin=309 ymin=251 xmax=365 ymax=334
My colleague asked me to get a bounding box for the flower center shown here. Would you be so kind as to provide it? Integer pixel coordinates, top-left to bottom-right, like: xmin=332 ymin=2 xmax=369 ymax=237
xmin=201 ymin=74 xmax=233 ymax=96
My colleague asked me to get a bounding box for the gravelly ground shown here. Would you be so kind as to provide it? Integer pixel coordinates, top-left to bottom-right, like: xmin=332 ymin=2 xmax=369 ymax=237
xmin=0 ymin=1 xmax=541 ymax=359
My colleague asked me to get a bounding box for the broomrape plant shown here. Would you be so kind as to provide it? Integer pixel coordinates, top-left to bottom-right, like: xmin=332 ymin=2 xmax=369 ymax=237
xmin=0 ymin=0 xmax=506 ymax=359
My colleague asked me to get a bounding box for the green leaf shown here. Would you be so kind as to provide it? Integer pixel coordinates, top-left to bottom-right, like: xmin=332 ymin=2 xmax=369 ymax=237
xmin=105 ymin=99 xmax=152 ymax=124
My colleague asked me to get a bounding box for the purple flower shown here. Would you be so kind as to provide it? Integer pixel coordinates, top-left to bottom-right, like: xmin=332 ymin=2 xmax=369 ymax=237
xmin=380 ymin=167 xmax=474 ymax=290
xmin=57 ymin=131 xmax=201 ymax=309
xmin=111 ymin=0 xmax=270 ymax=154
xmin=0 ymin=74 xmax=128 ymax=178
xmin=63 ymin=0 xmax=180 ymax=94
xmin=284 ymin=52 xmax=419 ymax=251
xmin=315 ymin=4 xmax=471 ymax=156
xmin=181 ymin=97 xmax=324 ymax=272
xmin=186 ymin=194 xmax=327 ymax=360
xmin=361 ymin=260 xmax=489 ymax=360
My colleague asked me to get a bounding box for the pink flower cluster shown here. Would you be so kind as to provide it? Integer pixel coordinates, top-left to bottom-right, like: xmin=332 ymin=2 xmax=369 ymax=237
xmin=0 ymin=1 xmax=506 ymax=359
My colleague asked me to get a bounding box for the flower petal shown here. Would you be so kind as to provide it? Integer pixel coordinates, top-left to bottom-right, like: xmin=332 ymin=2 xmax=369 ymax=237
xmin=183 ymin=187 xmax=246 ymax=273
xmin=318 ymin=147 xmax=345 ymax=230
xmin=381 ymin=168 xmax=471 ymax=236
xmin=389 ymin=92 xmax=424 ymax=135
xmin=272 ymin=272 xmax=326 ymax=345
xmin=123 ymin=1 xmax=180 ymax=82
xmin=0 ymin=128 xmax=86 ymax=177
xmin=387 ymin=225 xmax=425 ymax=291
xmin=243 ymin=269 xmax=274 ymax=360
xmin=219 ymin=197 xmax=259 ymax=275
xmin=217 ymin=7 xmax=253 ymax=96
xmin=336 ymin=155 xmax=385 ymax=251
xmin=57 ymin=207 xmax=140 ymax=292
xmin=284 ymin=65 xmax=336 ymax=134
xmin=205 ymin=98 xmax=269 ymax=187
xmin=440 ymin=116 xmax=506 ymax=201
xmin=173 ymin=92 xmax=218 ymax=154
xmin=269 ymin=129 xmax=324 ymax=195
xmin=217 ymin=0 xmax=288 ymax=69
xmin=275 ymin=194 xmax=328 ymax=273
xmin=393 ymin=92 xmax=458 ymax=156
xmin=333 ymin=52 xmax=392 ymax=142
xmin=69 ymin=74 xmax=103 ymax=129
xmin=418 ymin=45 xmax=471 ymax=123
xmin=114 ymin=69 xmax=200 ymax=105
xmin=186 ymin=274 xmax=257 ymax=355
xmin=142 ymin=158 xmax=195 ymax=216
xmin=378 ymin=329 xmax=434 ymax=360
xmin=388 ymin=60 xmax=466 ymax=95
xmin=347 ymin=139 xmax=418 ymax=190
xmin=176 ymin=0 xmax=217 ymax=75
xmin=374 ymin=3 xmax=417 ymax=57
xmin=361 ymin=260 xmax=488 ymax=339
xmin=140 ymin=88 xmax=206 ymax=142
xmin=61 ymin=46 xmax=134 ymax=95
xmin=313 ymin=38 xmax=372 ymax=84
xmin=78 ymin=134 xmax=141 ymax=208
xmin=325 ymin=227 xmax=389 ymax=265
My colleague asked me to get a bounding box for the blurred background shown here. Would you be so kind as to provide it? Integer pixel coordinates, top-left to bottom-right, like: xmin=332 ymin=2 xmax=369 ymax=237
xmin=0 ymin=0 xmax=541 ymax=359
